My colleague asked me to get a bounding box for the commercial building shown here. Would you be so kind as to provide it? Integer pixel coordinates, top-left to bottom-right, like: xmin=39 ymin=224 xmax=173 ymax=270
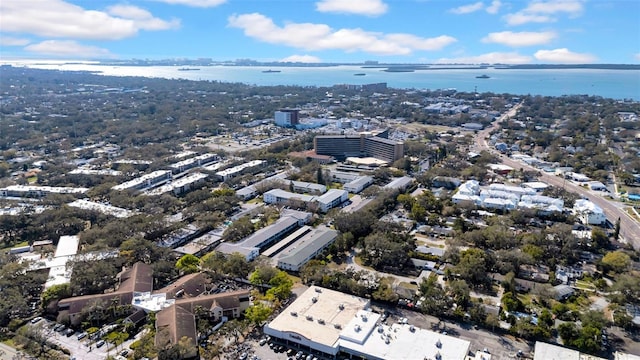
xmin=275 ymin=109 xmax=300 ymax=127
xmin=276 ymin=227 xmax=338 ymax=271
xmin=314 ymin=133 xmax=404 ymax=163
xmin=453 ymin=180 xmax=563 ymax=213
xmin=264 ymin=286 xmax=470 ymax=360
xmin=112 ymin=170 xmax=172 ymax=191
xmin=533 ymin=342 xmax=606 ymax=360
xmin=0 ymin=185 xmax=89 ymax=198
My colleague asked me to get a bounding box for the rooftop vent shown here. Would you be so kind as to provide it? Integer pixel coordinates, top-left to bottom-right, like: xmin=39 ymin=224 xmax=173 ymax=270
xmin=334 ymin=324 xmax=342 ymax=329
xmin=435 ymin=352 xmax=442 ymax=360
xmin=436 ymin=339 xmax=442 ymax=349
xmin=311 ymin=297 xmax=318 ymax=303
xmin=409 ymin=325 xmax=415 ymax=332
xmin=338 ymin=304 xmax=344 ymax=310
xmin=290 ymin=311 xmax=297 ymax=317
xmin=315 ymin=288 xmax=322 ymax=293
xmin=361 ymin=314 xmax=368 ymax=322
xmin=354 ymin=324 xmax=361 ymax=332
xmin=306 ymin=315 xmax=313 ymax=321
xmin=317 ymin=319 xmax=325 ymax=325
xmin=377 ymin=326 xmax=384 ymax=333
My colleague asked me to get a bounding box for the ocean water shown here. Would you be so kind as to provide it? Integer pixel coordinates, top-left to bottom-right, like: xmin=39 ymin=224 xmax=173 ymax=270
xmin=16 ymin=63 xmax=640 ymax=100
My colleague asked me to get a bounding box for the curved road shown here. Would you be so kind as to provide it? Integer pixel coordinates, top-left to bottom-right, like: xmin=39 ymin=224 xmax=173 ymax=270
xmin=475 ymin=104 xmax=640 ymax=250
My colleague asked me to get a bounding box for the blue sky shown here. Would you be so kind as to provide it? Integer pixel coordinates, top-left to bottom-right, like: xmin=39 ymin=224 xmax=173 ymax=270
xmin=1 ymin=0 xmax=639 ymax=64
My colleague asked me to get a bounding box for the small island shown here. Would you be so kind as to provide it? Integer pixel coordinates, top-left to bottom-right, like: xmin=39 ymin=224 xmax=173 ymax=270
xmin=354 ymin=73 xmax=366 ymax=76
xmin=178 ymin=68 xmax=200 ymax=71
xmin=262 ymin=69 xmax=281 ymax=73
xmin=476 ymin=74 xmax=490 ymax=79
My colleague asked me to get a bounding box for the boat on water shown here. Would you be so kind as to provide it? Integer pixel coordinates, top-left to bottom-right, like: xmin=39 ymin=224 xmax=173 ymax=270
xmin=262 ymin=69 xmax=281 ymax=73
xmin=475 ymin=74 xmax=490 ymax=79
xmin=354 ymin=73 xmax=366 ymax=76
xmin=178 ymin=68 xmax=200 ymax=71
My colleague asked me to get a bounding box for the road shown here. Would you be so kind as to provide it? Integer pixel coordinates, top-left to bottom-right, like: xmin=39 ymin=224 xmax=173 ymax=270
xmin=476 ymin=104 xmax=640 ymax=250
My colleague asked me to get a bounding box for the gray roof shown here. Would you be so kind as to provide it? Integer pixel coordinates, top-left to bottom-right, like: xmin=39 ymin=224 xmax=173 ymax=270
xmin=384 ymin=176 xmax=413 ymax=189
xmin=242 ymin=216 xmax=299 ymax=248
xmin=278 ymin=227 xmax=338 ymax=266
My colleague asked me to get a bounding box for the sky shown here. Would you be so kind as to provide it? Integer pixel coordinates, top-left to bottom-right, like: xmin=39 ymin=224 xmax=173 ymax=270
xmin=0 ymin=0 xmax=639 ymax=64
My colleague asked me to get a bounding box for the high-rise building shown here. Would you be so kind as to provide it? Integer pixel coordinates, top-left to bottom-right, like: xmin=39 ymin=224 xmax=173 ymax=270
xmin=274 ymin=109 xmax=300 ymax=127
xmin=314 ymin=132 xmax=404 ymax=163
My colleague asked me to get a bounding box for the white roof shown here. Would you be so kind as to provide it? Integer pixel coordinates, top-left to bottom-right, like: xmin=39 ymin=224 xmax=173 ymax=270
xmin=68 ymin=199 xmax=135 ymax=218
xmin=266 ymin=286 xmax=370 ymax=349
xmin=533 ymin=342 xmax=606 ymax=360
xmin=574 ymin=199 xmax=603 ymax=214
xmin=54 ymin=235 xmax=80 ymax=258
xmin=340 ymin=322 xmax=470 ymax=360
xmin=112 ymin=170 xmax=172 ymax=190
xmin=1 ymin=185 xmax=88 ymax=194
xmin=145 ymin=172 xmax=208 ymax=196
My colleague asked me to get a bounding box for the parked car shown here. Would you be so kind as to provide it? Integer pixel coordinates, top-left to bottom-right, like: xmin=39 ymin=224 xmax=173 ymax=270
xmin=96 ymin=340 xmax=106 ymax=348
xmin=77 ymin=332 xmax=87 ymax=340
xmin=259 ymin=338 xmax=267 ymax=346
xmin=30 ymin=317 xmax=42 ymax=324
xmin=64 ymin=328 xmax=75 ymax=337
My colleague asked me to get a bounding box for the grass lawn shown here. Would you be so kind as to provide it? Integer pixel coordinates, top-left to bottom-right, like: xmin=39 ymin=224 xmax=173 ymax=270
xmin=0 ymin=240 xmax=28 ymax=251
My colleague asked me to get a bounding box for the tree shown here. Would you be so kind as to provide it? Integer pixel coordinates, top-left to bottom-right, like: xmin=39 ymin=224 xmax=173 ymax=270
xmin=41 ymin=283 xmax=72 ymax=308
xmin=266 ymin=271 xmax=293 ymax=300
xmin=501 ymin=292 xmax=523 ymax=313
xmin=454 ymin=248 xmax=492 ymax=289
xmin=601 ymin=250 xmax=631 ymax=274
xmin=244 ymin=303 xmax=273 ymax=326
xmin=176 ymin=254 xmax=200 ymax=274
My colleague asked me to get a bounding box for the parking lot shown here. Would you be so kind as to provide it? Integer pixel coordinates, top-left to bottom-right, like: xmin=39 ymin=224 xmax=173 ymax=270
xmin=28 ymin=319 xmax=135 ymax=360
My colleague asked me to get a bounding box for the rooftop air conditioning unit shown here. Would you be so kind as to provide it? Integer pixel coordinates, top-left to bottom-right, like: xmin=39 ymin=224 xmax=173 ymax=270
xmin=290 ymin=311 xmax=297 ymax=317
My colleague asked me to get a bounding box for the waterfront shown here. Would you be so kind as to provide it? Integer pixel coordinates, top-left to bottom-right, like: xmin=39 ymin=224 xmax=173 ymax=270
xmin=6 ymin=62 xmax=640 ymax=100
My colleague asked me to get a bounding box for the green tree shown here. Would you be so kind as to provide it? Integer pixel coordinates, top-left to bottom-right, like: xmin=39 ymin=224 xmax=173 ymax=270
xmin=41 ymin=283 xmax=72 ymax=308
xmin=266 ymin=271 xmax=293 ymax=300
xmin=601 ymin=250 xmax=631 ymax=274
xmin=176 ymin=254 xmax=200 ymax=274
xmin=501 ymin=292 xmax=523 ymax=312
xmin=244 ymin=303 xmax=273 ymax=326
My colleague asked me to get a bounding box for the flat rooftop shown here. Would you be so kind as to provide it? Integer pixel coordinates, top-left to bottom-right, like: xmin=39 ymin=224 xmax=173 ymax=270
xmin=341 ymin=322 xmax=470 ymax=360
xmin=265 ymin=286 xmax=370 ymax=348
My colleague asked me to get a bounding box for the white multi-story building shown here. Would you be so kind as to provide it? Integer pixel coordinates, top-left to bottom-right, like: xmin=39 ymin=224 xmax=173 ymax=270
xmin=573 ymin=199 xmax=606 ymax=225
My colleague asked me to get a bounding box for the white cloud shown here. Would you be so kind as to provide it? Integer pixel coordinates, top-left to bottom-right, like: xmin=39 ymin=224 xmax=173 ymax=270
xmin=436 ymin=52 xmax=533 ymax=64
xmin=280 ymin=54 xmax=322 ymax=63
xmin=482 ymin=31 xmax=556 ymax=47
xmin=228 ymin=13 xmax=456 ymax=56
xmin=0 ymin=36 xmax=30 ymax=46
xmin=316 ymin=0 xmax=388 ymax=16
xmin=152 ymin=0 xmax=226 ymax=7
xmin=504 ymin=13 xmax=554 ymax=25
xmin=24 ymin=40 xmax=112 ymax=57
xmin=486 ymin=0 xmax=502 ymax=14
xmin=534 ymin=48 xmax=596 ymax=63
xmin=0 ymin=0 xmax=179 ymax=40
xmin=524 ymin=0 xmax=584 ymax=15
xmin=450 ymin=2 xmax=484 ymax=14
xmin=505 ymin=0 xmax=584 ymax=25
